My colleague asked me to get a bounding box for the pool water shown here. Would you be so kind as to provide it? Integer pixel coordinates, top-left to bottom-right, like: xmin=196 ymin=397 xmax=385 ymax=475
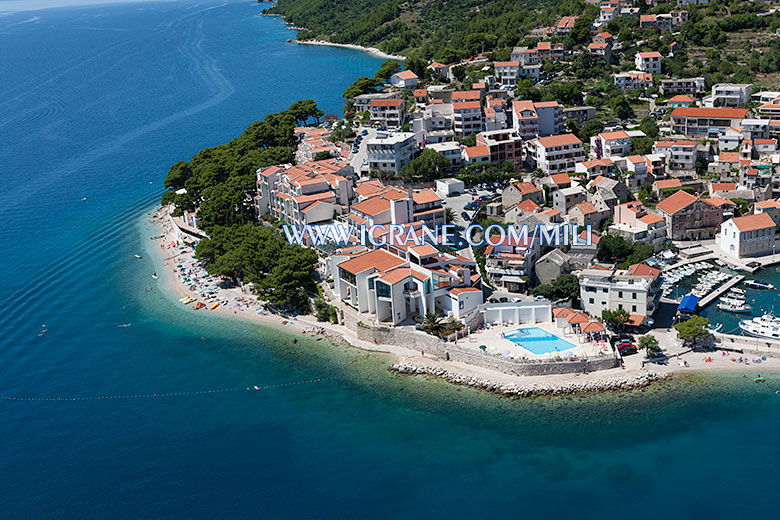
xmin=503 ymin=327 xmax=577 ymax=355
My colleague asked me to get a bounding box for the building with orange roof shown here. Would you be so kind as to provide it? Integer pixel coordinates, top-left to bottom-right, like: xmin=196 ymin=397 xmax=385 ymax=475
xmin=610 ymin=201 xmax=668 ymax=250
xmin=719 ymin=212 xmax=778 ymax=258
xmin=570 ymin=201 xmax=608 ymax=229
xmin=671 ymin=107 xmax=748 ymax=136
xmin=452 ymin=101 xmax=483 ymax=137
xmin=369 ymin=98 xmax=407 ymax=128
xmin=502 ymin=180 xmax=545 ymax=208
xmin=587 ymin=42 xmax=612 ymax=61
xmin=656 ymin=190 xmax=724 ymax=240
xmin=255 ymin=160 xmax=355 ymax=229
xmin=390 ymin=69 xmax=419 ymax=89
xmin=462 ymin=145 xmax=491 ymax=167
xmin=452 ymin=90 xmax=481 ymax=103
xmin=510 ymin=100 xmax=565 ymax=139
xmin=652 ymin=140 xmax=696 ymax=171
xmin=530 ymin=133 xmax=585 ymax=173
xmin=579 ymin=263 xmax=661 ymax=318
xmin=613 ymin=71 xmax=653 ymax=91
xmin=592 ymin=130 xmax=631 ymax=158
xmin=548 ymin=173 xmax=572 ymax=189
xmin=555 ymin=16 xmax=577 ymax=36
xmin=484 ymin=230 xmax=544 ymax=292
xmin=331 ymin=242 xmax=483 ymax=324
xmin=666 ymin=94 xmax=696 ymax=108
xmin=635 ymin=51 xmax=662 ymax=74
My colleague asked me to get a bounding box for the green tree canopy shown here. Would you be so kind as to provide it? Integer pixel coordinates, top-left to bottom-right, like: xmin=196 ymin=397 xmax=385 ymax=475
xmin=399 ymin=148 xmax=448 ymax=182
xmin=674 ymin=315 xmax=711 ymax=343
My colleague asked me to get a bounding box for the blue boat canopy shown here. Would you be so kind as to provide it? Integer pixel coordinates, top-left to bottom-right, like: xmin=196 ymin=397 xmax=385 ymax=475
xmin=678 ymin=294 xmax=699 ymax=313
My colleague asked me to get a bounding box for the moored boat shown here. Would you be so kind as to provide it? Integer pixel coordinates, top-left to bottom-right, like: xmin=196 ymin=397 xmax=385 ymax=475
xmin=739 ymin=313 xmax=780 ymax=339
xmin=743 ymin=280 xmax=775 ymax=290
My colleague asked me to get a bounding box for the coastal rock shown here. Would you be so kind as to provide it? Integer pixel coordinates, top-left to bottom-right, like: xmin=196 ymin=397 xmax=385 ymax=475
xmin=388 ymin=360 xmax=669 ymax=397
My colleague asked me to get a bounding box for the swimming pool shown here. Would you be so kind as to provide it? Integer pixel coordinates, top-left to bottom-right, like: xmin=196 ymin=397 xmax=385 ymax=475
xmin=503 ymin=327 xmax=577 ymax=355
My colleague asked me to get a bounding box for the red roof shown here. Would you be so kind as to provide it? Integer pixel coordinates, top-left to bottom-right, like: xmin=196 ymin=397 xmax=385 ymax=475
xmin=628 ymin=263 xmax=660 ymax=281
xmin=671 ymin=107 xmax=748 ymax=119
xmin=370 ymin=99 xmax=404 ymax=107
xmin=656 ymin=190 xmax=698 ymax=215
xmin=537 ymin=133 xmax=581 ymax=148
xmin=729 ymin=212 xmax=776 ymax=232
xmin=394 ymin=70 xmax=418 ymax=80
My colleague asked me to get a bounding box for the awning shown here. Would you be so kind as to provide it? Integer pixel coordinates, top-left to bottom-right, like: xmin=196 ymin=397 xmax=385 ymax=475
xmin=678 ymin=294 xmax=699 ymax=313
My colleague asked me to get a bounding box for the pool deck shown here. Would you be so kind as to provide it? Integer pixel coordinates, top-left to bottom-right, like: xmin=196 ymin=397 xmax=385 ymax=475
xmin=460 ymin=321 xmax=609 ymax=360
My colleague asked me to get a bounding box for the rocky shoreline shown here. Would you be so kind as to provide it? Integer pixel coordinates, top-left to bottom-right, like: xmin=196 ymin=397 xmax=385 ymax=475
xmin=389 ymin=360 xmax=670 ymax=397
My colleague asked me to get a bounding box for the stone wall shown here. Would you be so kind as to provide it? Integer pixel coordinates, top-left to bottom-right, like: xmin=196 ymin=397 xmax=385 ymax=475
xmin=341 ymin=302 xmax=619 ymax=375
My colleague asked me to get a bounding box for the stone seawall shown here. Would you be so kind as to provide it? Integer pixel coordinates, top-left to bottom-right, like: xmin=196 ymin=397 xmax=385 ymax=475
xmin=341 ymin=307 xmax=620 ymax=376
xmin=389 ymin=361 xmax=669 ymax=397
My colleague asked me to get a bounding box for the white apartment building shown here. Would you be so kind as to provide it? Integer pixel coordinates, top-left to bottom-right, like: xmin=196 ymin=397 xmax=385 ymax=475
xmin=453 ymin=101 xmax=483 ymax=137
xmin=592 ymin=130 xmax=632 ymax=158
xmin=494 ymin=61 xmax=521 ymax=86
xmin=511 ymin=100 xmax=565 ymax=139
xmin=366 ymin=132 xmax=417 ymax=173
xmin=659 ymin=77 xmax=705 ymax=95
xmin=531 ymin=133 xmax=585 ymax=173
xmin=703 ymin=83 xmax=751 ymax=108
xmin=579 ymin=263 xmax=661 ymax=318
xmin=670 ymin=107 xmax=748 ymax=137
xmin=635 ymin=51 xmax=662 ymax=75
xmin=369 ymin=98 xmax=407 ymax=128
xmin=719 ymin=212 xmax=779 ymax=258
xmin=652 ymin=140 xmax=696 ymax=171
xmin=613 ymin=71 xmax=653 ymax=91
xmin=332 ymin=246 xmax=482 ymax=325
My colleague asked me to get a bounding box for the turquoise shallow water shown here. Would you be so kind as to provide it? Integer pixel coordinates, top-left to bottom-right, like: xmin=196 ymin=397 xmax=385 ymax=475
xmin=3 ymin=1 xmax=780 ymax=518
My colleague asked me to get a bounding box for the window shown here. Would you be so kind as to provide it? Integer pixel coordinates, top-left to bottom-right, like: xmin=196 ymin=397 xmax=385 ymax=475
xmin=632 ymin=305 xmax=637 ymax=312
xmin=618 ymin=291 xmax=623 ymax=298
xmin=632 ymin=292 xmax=637 ymax=299
xmin=376 ymin=281 xmax=391 ymax=298
xmin=340 ymin=268 xmax=357 ymax=286
xmin=368 ymin=278 xmax=375 ymax=290
xmin=459 ymin=300 xmax=464 ymax=309
xmin=589 ymin=298 xmax=594 ymax=304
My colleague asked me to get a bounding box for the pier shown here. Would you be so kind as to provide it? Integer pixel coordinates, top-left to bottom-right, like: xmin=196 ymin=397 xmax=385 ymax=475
xmin=697 ymin=275 xmax=744 ymax=309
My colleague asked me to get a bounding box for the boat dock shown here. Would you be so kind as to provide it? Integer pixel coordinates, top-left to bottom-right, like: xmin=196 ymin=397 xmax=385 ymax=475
xmin=698 ymin=275 xmax=744 ymax=309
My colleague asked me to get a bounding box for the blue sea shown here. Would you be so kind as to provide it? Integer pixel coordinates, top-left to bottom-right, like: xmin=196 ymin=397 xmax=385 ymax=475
xmin=2 ymin=1 xmax=780 ymax=518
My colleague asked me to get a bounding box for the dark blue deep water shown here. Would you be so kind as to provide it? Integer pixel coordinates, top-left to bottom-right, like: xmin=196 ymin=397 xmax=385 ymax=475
xmin=2 ymin=2 xmax=780 ymax=519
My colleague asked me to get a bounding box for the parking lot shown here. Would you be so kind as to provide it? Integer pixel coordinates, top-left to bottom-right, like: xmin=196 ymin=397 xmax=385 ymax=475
xmin=347 ymin=126 xmax=377 ymax=176
xmin=441 ymin=182 xmax=507 ymax=227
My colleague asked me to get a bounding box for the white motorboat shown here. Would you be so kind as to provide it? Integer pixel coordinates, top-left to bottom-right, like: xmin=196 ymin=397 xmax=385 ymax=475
xmin=740 ymin=313 xmax=780 ymax=339
xmin=743 ymin=280 xmax=774 ymax=290
xmin=717 ymin=302 xmax=752 ymax=313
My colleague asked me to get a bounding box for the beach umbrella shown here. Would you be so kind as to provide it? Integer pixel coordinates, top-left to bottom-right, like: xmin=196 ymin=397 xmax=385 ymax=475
xmin=479 ymin=345 xmax=487 ymax=350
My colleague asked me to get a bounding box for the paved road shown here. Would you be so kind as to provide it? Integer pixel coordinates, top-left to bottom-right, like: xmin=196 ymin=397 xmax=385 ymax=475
xmin=348 ymin=126 xmax=376 ymax=177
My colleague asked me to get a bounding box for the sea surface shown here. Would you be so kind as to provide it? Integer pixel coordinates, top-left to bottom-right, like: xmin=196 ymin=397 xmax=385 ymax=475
xmin=2 ymin=1 xmax=780 ymax=519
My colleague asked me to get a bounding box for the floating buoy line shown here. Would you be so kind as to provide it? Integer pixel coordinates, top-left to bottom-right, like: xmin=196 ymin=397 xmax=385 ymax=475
xmin=0 ymin=377 xmax=332 ymax=402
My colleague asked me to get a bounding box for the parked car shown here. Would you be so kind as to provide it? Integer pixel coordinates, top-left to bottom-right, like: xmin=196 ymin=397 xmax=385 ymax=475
xmin=461 ymin=211 xmax=470 ymax=221
xmin=498 ymin=297 xmax=508 ymax=303
xmin=746 ymin=261 xmax=762 ymax=268
xmin=615 ymin=339 xmax=638 ymax=355
xmin=361 ymin=129 xmax=368 ymax=135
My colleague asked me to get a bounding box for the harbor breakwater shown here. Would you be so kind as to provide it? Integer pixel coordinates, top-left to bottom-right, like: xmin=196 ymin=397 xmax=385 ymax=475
xmin=389 ymin=361 xmax=669 ymax=397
